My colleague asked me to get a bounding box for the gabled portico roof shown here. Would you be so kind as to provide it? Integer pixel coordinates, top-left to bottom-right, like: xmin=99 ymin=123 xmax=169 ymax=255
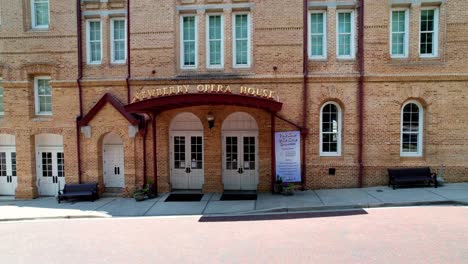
xmin=124 ymin=93 xmax=283 ymax=114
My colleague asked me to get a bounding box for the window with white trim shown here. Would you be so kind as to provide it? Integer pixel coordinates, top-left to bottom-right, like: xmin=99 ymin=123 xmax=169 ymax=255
xmin=391 ymin=9 xmax=409 ymax=57
xmin=31 ymin=0 xmax=49 ymax=29
xmin=320 ymin=102 xmax=342 ymax=156
xmin=309 ymin=11 xmax=327 ymax=59
xmin=111 ymin=19 xmax=127 ymax=64
xmin=181 ymin=15 xmax=197 ymax=69
xmin=0 ymin=78 xmax=4 ymax=115
xmin=207 ymin=15 xmax=224 ymax=68
xmin=336 ymin=11 xmax=354 ymax=58
xmin=401 ymin=101 xmax=423 ymax=156
xmin=87 ymin=20 xmax=102 ymax=64
xmin=233 ymin=13 xmax=251 ymax=67
xmin=34 ymin=77 xmax=52 ymax=115
xmin=420 ymin=8 xmax=439 ymax=57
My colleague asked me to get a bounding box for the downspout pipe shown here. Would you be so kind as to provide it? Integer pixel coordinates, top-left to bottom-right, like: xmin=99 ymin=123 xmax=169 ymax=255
xmin=76 ymin=0 xmax=84 ymax=183
xmin=301 ymin=0 xmax=309 ymax=190
xmin=357 ymin=0 xmax=365 ymax=188
xmin=126 ymin=0 xmax=131 ymax=104
xmin=152 ymin=113 xmax=158 ymax=195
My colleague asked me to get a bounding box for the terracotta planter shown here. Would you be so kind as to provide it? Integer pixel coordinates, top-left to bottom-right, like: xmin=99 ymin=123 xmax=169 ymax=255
xmin=134 ymin=193 xmax=146 ymax=201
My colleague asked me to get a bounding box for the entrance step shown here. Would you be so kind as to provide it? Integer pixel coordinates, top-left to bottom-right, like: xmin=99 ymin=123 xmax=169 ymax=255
xmin=102 ymin=187 xmax=124 ymax=197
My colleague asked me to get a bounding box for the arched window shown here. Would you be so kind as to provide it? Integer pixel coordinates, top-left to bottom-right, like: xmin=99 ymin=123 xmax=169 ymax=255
xmin=320 ymin=102 xmax=341 ymax=156
xmin=401 ymin=101 xmax=423 ymax=156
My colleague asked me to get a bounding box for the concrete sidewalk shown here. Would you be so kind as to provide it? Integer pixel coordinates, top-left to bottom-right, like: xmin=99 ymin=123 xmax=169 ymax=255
xmin=1 ymin=183 xmax=467 ymax=221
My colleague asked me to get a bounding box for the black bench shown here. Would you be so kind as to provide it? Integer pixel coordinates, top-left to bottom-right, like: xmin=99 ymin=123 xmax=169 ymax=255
xmin=388 ymin=167 xmax=437 ymax=190
xmin=58 ymin=183 xmax=99 ymax=203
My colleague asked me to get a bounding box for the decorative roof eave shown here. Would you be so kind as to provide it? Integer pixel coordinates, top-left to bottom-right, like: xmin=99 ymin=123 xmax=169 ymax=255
xmin=78 ymin=93 xmax=140 ymax=126
xmin=124 ymin=93 xmax=283 ymax=114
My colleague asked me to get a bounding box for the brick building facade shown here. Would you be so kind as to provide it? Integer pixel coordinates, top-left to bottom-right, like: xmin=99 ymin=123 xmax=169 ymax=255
xmin=0 ymin=0 xmax=466 ymax=198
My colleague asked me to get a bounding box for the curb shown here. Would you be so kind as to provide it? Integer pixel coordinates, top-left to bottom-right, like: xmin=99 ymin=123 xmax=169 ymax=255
xmin=0 ymin=200 xmax=466 ymax=222
xmin=237 ymin=200 xmax=463 ymax=215
xmin=0 ymin=214 xmax=110 ymax=222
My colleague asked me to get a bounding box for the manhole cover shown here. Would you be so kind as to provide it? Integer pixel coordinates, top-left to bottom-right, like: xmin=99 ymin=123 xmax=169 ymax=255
xmin=376 ymin=190 xmax=383 ymax=192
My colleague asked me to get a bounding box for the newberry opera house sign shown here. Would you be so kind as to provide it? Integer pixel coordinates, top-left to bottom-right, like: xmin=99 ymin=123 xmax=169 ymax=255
xmin=275 ymin=131 xmax=301 ymax=182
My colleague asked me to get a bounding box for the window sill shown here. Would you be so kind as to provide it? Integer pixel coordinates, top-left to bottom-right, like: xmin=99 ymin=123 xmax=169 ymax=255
xmin=32 ymin=116 xmax=53 ymax=122
xmin=390 ymin=55 xmax=409 ymax=60
xmin=400 ymin=154 xmax=423 ymax=158
xmin=309 ymin=57 xmax=328 ymax=62
xmin=336 ymin=57 xmax=355 ymax=62
xmin=320 ymin=153 xmax=341 ymax=157
xmin=30 ymin=27 xmax=50 ymax=32
xmin=419 ymin=55 xmax=439 ymax=59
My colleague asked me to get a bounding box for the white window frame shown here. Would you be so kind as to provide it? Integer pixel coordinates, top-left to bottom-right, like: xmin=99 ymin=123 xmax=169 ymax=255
xmin=0 ymin=78 xmax=4 ymax=116
xmin=400 ymin=100 xmax=424 ymax=157
xmin=86 ymin=19 xmax=103 ymax=65
xmin=180 ymin=15 xmax=198 ymax=70
xmin=34 ymin=76 xmax=52 ymax=116
xmin=336 ymin=10 xmax=355 ymax=59
xmin=232 ymin=12 xmax=252 ymax=68
xmin=319 ymin=102 xmax=342 ymax=156
xmin=206 ymin=14 xmax=224 ymax=69
xmin=390 ymin=8 xmax=409 ymax=58
xmin=308 ymin=10 xmax=327 ymax=59
xmin=110 ymin=18 xmax=127 ymax=64
xmin=31 ymin=0 xmax=50 ymax=29
xmin=419 ymin=7 xmax=439 ymax=58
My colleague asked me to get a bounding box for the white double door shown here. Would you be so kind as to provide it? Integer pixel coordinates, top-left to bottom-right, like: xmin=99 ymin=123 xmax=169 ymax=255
xmin=103 ymin=145 xmax=125 ymax=188
xmin=0 ymin=148 xmax=17 ymax=196
xmin=170 ymin=132 xmax=204 ymax=190
xmin=36 ymin=148 xmax=65 ymax=196
xmin=222 ymin=132 xmax=258 ymax=190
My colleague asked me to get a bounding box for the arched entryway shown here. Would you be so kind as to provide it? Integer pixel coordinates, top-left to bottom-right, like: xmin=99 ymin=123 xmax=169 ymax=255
xmin=169 ymin=112 xmax=204 ymax=190
xmin=102 ymin=133 xmax=125 ymax=188
xmin=0 ymin=134 xmax=17 ymax=196
xmin=222 ymin=112 xmax=259 ymax=190
xmin=35 ymin=134 xmax=65 ymax=196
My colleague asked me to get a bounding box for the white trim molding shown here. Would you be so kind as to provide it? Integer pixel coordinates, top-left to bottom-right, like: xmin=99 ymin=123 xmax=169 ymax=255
xmin=232 ymin=12 xmax=252 ymax=68
xmin=180 ymin=15 xmax=198 ymax=70
xmin=419 ymin=7 xmax=439 ymax=58
xmin=206 ymin=13 xmax=225 ymax=69
xmin=390 ymin=8 xmax=410 ymax=58
xmin=308 ymin=10 xmax=327 ymax=60
xmin=86 ymin=19 xmax=103 ymax=65
xmin=319 ymin=102 xmax=342 ymax=157
xmin=400 ymin=100 xmax=424 ymax=157
xmin=336 ymin=10 xmax=355 ymax=59
xmin=110 ymin=18 xmax=127 ymax=64
xmin=34 ymin=76 xmax=52 ymax=116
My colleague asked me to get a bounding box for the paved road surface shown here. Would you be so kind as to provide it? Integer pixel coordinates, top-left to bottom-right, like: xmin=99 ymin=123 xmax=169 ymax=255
xmin=0 ymin=206 xmax=467 ymax=264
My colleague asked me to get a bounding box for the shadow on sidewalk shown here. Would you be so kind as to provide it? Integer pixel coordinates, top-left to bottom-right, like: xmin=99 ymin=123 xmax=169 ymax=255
xmin=198 ymin=209 xmax=368 ymax=222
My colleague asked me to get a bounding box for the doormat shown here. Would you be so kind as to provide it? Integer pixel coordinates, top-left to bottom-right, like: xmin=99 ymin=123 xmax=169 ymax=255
xmin=165 ymin=193 xmax=204 ymax=202
xmin=220 ymin=193 xmax=258 ymax=201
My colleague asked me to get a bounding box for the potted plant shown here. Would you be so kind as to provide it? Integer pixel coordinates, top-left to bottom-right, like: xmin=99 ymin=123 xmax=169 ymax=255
xmin=133 ymin=185 xmax=148 ymax=202
xmin=282 ymin=182 xmax=295 ymax=196
xmin=146 ymin=180 xmax=157 ymax=199
xmin=274 ymin=176 xmax=283 ymax=194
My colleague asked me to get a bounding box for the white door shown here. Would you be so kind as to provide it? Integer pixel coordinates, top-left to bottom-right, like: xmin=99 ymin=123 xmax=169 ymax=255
xmin=170 ymin=132 xmax=204 ymax=189
xmin=222 ymin=132 xmax=258 ymax=190
xmin=0 ymin=148 xmax=17 ymax=196
xmin=37 ymin=148 xmax=65 ymax=196
xmin=103 ymin=145 xmax=125 ymax=188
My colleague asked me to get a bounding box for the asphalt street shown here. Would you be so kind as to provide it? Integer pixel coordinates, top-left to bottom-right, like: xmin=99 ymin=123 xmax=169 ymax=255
xmin=0 ymin=206 xmax=467 ymax=264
